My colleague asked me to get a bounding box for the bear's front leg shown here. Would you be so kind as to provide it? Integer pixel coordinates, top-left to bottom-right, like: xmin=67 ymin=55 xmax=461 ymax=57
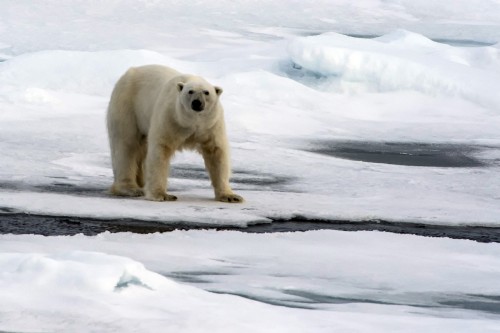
xmin=201 ymin=143 xmax=244 ymax=203
xmin=144 ymin=143 xmax=177 ymax=202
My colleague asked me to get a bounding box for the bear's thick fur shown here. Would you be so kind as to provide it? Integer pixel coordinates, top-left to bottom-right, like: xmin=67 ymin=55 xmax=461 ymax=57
xmin=106 ymin=64 xmax=243 ymax=203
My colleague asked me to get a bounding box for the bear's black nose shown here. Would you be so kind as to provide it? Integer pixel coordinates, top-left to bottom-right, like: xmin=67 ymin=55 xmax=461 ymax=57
xmin=191 ymin=99 xmax=204 ymax=112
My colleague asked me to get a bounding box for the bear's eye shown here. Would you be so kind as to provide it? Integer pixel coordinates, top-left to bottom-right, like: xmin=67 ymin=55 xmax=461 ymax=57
xmin=203 ymin=90 xmax=209 ymax=96
xmin=188 ymin=90 xmax=194 ymax=95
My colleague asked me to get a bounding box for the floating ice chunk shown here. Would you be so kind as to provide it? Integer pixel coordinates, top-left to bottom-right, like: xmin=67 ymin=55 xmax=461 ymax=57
xmin=0 ymin=251 xmax=169 ymax=293
xmin=288 ymin=30 xmax=500 ymax=109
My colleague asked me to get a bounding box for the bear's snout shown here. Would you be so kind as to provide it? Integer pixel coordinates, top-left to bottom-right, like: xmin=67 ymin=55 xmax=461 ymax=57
xmin=191 ymin=99 xmax=204 ymax=112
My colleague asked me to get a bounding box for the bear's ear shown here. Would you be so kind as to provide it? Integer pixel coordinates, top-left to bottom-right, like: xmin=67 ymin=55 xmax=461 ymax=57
xmin=177 ymin=82 xmax=184 ymax=92
xmin=215 ymin=86 xmax=223 ymax=96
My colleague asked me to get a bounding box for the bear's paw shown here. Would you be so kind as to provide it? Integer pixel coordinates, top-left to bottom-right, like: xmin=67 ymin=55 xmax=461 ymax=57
xmin=110 ymin=184 xmax=144 ymax=197
xmin=217 ymin=193 xmax=244 ymax=203
xmin=145 ymin=192 xmax=178 ymax=202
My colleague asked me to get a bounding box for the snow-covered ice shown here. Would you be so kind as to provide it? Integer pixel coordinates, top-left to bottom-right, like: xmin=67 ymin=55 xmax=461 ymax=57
xmin=1 ymin=30 xmax=500 ymax=225
xmin=1 ymin=230 xmax=500 ymax=332
xmin=1 ymin=0 xmax=500 ymax=331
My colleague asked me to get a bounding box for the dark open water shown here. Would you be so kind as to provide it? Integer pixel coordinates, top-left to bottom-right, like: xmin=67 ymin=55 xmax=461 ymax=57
xmin=1 ymin=213 xmax=499 ymax=243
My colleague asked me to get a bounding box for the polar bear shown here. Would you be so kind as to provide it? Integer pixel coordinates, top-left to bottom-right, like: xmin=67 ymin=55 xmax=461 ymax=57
xmin=106 ymin=65 xmax=243 ymax=203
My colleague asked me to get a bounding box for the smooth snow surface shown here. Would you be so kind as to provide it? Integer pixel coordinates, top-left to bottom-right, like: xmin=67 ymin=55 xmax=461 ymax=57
xmin=1 ymin=1 xmax=500 ymax=331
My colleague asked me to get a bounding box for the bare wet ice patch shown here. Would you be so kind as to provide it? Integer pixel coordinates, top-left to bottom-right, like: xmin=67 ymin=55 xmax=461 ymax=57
xmin=0 ymin=166 xmax=292 ymax=198
xmin=309 ymin=141 xmax=490 ymax=167
xmin=172 ymin=164 xmax=292 ymax=191
xmin=161 ymin=269 xmax=500 ymax=315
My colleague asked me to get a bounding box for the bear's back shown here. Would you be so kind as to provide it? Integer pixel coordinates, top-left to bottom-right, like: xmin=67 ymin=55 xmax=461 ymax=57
xmin=129 ymin=65 xmax=182 ymax=134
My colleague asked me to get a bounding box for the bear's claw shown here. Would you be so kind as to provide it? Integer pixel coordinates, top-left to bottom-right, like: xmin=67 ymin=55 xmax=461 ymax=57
xmin=218 ymin=193 xmax=244 ymax=203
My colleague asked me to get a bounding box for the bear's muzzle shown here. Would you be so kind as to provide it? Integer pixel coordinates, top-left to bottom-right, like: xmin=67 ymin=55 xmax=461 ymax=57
xmin=191 ymin=99 xmax=205 ymax=112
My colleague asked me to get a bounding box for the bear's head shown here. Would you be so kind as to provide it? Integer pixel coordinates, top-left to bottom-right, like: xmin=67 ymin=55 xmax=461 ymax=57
xmin=177 ymin=78 xmax=223 ymax=113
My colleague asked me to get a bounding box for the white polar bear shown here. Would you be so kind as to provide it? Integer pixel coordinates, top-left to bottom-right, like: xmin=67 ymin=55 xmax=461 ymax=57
xmin=106 ymin=65 xmax=243 ymax=203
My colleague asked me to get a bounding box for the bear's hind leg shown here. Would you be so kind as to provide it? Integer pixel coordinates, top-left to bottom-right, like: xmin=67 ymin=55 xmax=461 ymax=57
xmin=109 ymin=141 xmax=144 ymax=197
xmin=107 ymin=70 xmax=144 ymax=197
xmin=108 ymin=124 xmax=144 ymax=197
